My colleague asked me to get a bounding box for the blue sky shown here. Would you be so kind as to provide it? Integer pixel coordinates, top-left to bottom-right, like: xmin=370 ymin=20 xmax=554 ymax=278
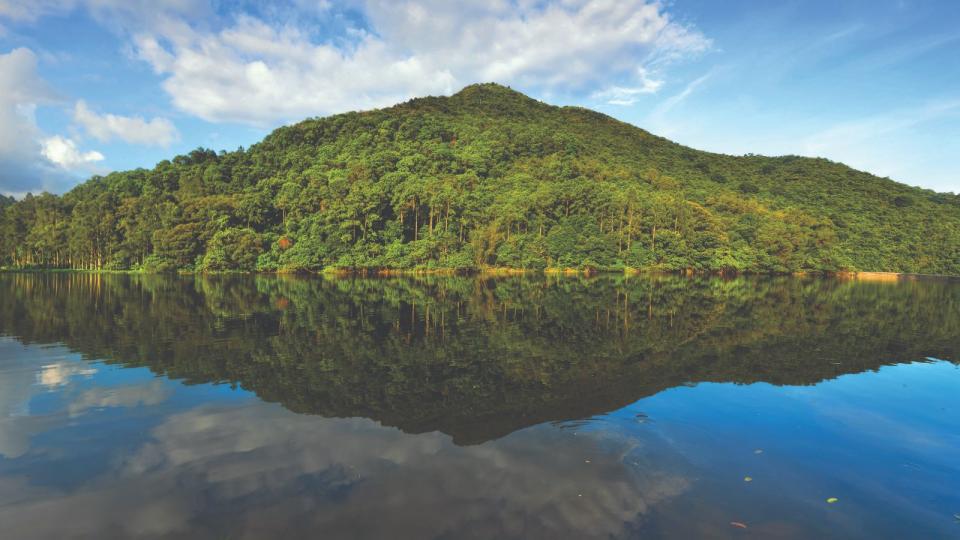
xmin=0 ymin=0 xmax=957 ymax=197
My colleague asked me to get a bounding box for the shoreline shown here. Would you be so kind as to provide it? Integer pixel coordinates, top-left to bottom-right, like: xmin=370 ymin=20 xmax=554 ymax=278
xmin=832 ymin=271 xmax=960 ymax=282
xmin=2 ymin=267 xmax=959 ymax=280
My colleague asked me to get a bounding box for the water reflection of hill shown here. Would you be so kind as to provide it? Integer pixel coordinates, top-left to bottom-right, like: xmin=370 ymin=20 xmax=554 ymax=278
xmin=1 ymin=274 xmax=957 ymax=444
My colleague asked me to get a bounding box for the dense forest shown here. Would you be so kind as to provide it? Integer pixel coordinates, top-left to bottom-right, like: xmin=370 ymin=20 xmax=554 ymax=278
xmin=2 ymin=83 xmax=959 ymax=274
xmin=2 ymin=273 xmax=956 ymax=443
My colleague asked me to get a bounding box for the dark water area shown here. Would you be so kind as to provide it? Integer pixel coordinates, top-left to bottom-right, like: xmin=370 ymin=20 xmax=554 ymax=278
xmin=0 ymin=273 xmax=957 ymax=539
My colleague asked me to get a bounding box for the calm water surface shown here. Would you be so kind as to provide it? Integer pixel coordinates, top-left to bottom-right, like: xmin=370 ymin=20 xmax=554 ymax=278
xmin=0 ymin=274 xmax=957 ymax=539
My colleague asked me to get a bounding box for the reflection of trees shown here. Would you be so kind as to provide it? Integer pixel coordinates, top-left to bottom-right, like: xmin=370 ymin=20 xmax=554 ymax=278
xmin=1 ymin=274 xmax=957 ymax=444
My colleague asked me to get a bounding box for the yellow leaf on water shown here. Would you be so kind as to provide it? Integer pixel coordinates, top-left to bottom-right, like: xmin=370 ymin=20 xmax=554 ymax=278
xmin=827 ymin=497 xmax=839 ymax=504
xmin=744 ymin=476 xmax=753 ymax=482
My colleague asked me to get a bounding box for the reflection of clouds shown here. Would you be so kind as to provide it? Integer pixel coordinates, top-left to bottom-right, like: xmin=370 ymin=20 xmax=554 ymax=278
xmin=0 ymin=429 xmax=30 ymax=459
xmin=0 ymin=379 xmax=42 ymax=458
xmin=68 ymin=380 xmax=169 ymax=416
xmin=37 ymin=361 xmax=96 ymax=388
xmin=0 ymin=403 xmax=689 ymax=539
xmin=0 ymin=339 xmax=171 ymax=459
xmin=0 ymin=340 xmax=54 ymax=458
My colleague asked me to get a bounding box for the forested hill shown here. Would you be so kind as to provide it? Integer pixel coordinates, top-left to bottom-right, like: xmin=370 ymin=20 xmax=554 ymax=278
xmin=3 ymin=83 xmax=960 ymax=274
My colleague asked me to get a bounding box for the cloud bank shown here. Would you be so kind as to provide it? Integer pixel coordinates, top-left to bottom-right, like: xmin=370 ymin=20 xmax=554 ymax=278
xmin=2 ymin=0 xmax=708 ymax=126
xmin=0 ymin=1 xmax=709 ymax=193
xmin=73 ymin=100 xmax=179 ymax=146
xmin=138 ymin=0 xmax=708 ymax=124
xmin=0 ymin=48 xmax=112 ymax=195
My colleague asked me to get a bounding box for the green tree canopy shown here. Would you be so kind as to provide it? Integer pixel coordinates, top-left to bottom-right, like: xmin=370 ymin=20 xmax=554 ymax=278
xmin=3 ymin=83 xmax=959 ymax=274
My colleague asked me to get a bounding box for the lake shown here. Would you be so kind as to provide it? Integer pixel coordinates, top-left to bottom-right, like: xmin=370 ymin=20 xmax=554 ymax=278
xmin=0 ymin=273 xmax=957 ymax=539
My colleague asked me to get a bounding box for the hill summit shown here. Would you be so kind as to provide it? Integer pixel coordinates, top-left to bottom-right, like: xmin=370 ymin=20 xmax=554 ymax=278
xmin=3 ymin=83 xmax=959 ymax=274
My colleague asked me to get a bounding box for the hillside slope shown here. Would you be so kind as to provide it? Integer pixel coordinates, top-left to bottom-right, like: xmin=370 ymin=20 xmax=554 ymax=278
xmin=2 ymin=83 xmax=959 ymax=273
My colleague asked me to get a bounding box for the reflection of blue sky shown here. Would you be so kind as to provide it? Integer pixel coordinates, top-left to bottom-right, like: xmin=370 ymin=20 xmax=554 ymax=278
xmin=1 ymin=336 xmax=958 ymax=538
xmin=0 ymin=396 xmax=691 ymax=538
xmin=0 ymin=340 xmax=111 ymax=457
xmin=0 ymin=338 xmax=694 ymax=539
xmin=610 ymin=359 xmax=960 ymax=538
xmin=0 ymin=338 xmax=248 ymax=462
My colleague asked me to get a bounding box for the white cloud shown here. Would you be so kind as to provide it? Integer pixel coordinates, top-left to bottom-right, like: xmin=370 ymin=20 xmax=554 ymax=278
xmin=0 ymin=1 xmax=710 ymax=190
xmin=0 ymin=48 xmax=53 ymax=147
xmin=0 ymin=0 xmax=204 ymax=26
xmin=592 ymin=67 xmax=665 ymax=105
xmin=73 ymin=100 xmax=179 ymax=146
xmin=0 ymin=47 xmax=104 ymax=194
xmin=651 ymin=71 xmax=712 ymax=118
xmin=362 ymin=0 xmax=707 ymax=85
xmin=0 ymin=1 xmax=710 ymax=126
xmin=53 ymin=0 xmax=708 ymax=126
xmin=0 ymin=0 xmax=80 ymax=23
xmin=592 ymin=85 xmax=657 ymax=106
xmin=40 ymin=135 xmax=104 ymax=170
xmin=640 ymin=70 xmax=714 ymax=139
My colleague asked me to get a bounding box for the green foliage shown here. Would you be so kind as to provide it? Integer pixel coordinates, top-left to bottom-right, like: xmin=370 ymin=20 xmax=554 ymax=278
xmin=153 ymin=223 xmax=203 ymax=269
xmin=201 ymin=228 xmax=265 ymax=271
xmin=141 ymin=254 xmax=177 ymax=273
xmin=2 ymin=83 xmax=959 ymax=274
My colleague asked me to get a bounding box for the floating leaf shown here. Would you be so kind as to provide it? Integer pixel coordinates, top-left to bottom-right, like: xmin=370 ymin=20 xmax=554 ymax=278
xmin=744 ymin=476 xmax=753 ymax=482
xmin=827 ymin=497 xmax=839 ymax=504
xmin=730 ymin=522 xmax=748 ymax=529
